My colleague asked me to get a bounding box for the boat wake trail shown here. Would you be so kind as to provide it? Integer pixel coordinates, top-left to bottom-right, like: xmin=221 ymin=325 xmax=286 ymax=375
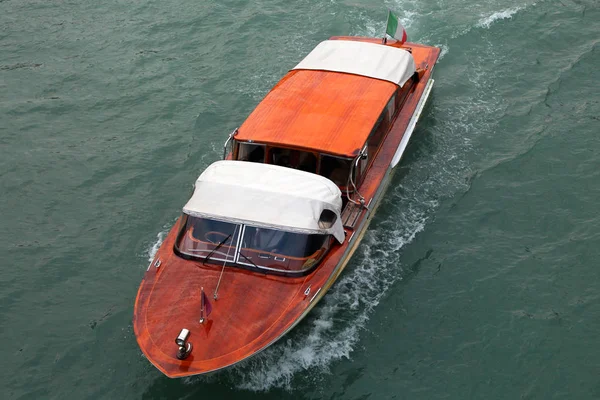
xmin=211 ymin=209 xmax=431 ymax=391
xmin=476 ymin=6 xmax=524 ymax=28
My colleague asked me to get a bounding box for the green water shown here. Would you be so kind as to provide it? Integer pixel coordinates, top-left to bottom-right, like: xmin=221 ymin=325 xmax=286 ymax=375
xmin=1 ymin=0 xmax=599 ymax=398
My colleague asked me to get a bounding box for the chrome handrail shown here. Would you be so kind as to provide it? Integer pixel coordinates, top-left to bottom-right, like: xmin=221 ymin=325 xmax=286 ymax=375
xmin=346 ymin=149 xmax=368 ymax=208
xmin=222 ymin=128 xmax=239 ymax=159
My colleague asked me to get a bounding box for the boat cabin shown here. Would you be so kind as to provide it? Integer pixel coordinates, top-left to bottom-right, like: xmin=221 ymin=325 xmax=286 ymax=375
xmin=227 ymin=39 xmax=418 ymax=192
xmin=178 ymin=39 xmax=419 ymax=275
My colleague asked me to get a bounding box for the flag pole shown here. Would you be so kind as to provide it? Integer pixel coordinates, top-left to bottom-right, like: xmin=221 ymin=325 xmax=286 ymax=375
xmin=200 ymin=287 xmax=205 ymax=323
xmin=382 ymin=10 xmax=389 ymax=44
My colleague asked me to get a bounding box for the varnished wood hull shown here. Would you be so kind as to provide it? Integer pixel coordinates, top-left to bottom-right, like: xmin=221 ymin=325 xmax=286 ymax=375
xmin=133 ymin=38 xmax=440 ymax=377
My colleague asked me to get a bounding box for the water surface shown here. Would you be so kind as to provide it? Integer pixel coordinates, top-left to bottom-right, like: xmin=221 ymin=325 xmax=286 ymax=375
xmin=1 ymin=0 xmax=599 ymax=398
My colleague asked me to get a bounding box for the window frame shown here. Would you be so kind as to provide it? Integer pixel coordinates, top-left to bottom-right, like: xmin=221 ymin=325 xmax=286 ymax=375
xmin=234 ymin=140 xmax=267 ymax=163
xmin=363 ymin=79 xmax=416 ymax=173
xmin=318 ymin=153 xmax=355 ymax=190
xmin=267 ymin=146 xmax=319 ymax=173
xmin=173 ymin=215 xmax=332 ymax=277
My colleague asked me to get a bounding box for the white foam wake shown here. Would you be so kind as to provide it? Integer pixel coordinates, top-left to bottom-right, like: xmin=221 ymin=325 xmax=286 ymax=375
xmin=477 ymin=7 xmax=524 ymax=29
xmin=436 ymin=43 xmax=449 ymax=60
xmin=359 ymin=8 xmax=418 ymax=38
xmin=146 ymin=229 xmax=168 ymax=263
xmin=229 ymin=209 xmax=429 ymax=391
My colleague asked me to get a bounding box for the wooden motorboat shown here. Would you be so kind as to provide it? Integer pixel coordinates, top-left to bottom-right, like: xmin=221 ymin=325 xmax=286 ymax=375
xmin=134 ymin=32 xmax=440 ymax=377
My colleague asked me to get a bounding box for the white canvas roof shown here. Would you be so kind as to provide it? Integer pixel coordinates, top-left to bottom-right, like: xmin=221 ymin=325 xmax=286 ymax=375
xmin=292 ymin=40 xmax=416 ymax=86
xmin=183 ymin=161 xmax=345 ymax=243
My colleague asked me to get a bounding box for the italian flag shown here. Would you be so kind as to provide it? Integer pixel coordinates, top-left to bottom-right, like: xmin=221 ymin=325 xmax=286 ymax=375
xmin=386 ymin=10 xmax=408 ymax=44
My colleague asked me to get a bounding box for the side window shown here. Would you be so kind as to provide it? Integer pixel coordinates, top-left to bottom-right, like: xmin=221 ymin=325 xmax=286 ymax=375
xmin=237 ymin=142 xmax=265 ymax=163
xmin=386 ymin=93 xmax=397 ymax=119
xmin=395 ymin=79 xmax=414 ymax=111
xmin=319 ymin=155 xmax=353 ymax=187
xmin=367 ymin=97 xmax=393 ymax=160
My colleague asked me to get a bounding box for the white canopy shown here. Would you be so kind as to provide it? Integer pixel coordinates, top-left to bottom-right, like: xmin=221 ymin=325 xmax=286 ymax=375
xmin=183 ymin=161 xmax=345 ymax=243
xmin=292 ymin=40 xmax=416 ymax=86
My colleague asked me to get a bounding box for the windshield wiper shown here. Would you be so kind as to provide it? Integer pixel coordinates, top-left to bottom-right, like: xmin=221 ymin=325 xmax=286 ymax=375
xmin=238 ymin=251 xmax=260 ymax=269
xmin=202 ymin=234 xmax=232 ymax=265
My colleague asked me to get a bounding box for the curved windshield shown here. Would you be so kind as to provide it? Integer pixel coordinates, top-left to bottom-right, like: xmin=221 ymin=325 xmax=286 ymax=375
xmin=174 ymin=215 xmax=331 ymax=274
xmin=176 ymin=216 xmax=240 ymax=263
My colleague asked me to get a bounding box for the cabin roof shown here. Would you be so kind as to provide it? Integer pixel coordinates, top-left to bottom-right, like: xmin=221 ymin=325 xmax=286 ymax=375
xmin=236 ymin=38 xmax=417 ymax=157
xmin=237 ymin=69 xmax=398 ymax=157
xmin=183 ymin=161 xmax=345 ymax=242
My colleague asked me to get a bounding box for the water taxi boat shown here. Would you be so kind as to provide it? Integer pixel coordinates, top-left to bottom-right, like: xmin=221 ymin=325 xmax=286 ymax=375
xmin=134 ymin=32 xmax=440 ymax=377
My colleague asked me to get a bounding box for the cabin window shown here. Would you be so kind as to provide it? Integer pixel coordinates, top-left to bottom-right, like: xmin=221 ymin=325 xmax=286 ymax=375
xmin=238 ymin=227 xmax=330 ymax=272
xmin=367 ymin=97 xmax=393 ymax=160
xmin=364 ymin=81 xmax=414 ymax=165
xmin=395 ymin=79 xmax=414 ymax=111
xmin=270 ymin=147 xmax=317 ymax=173
xmin=175 ymin=215 xmax=240 ymax=263
xmin=386 ymin=93 xmax=397 ymax=119
xmin=319 ymin=155 xmax=353 ymax=186
xmin=174 ymin=215 xmax=331 ymax=275
xmin=237 ymin=142 xmax=265 ymax=163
